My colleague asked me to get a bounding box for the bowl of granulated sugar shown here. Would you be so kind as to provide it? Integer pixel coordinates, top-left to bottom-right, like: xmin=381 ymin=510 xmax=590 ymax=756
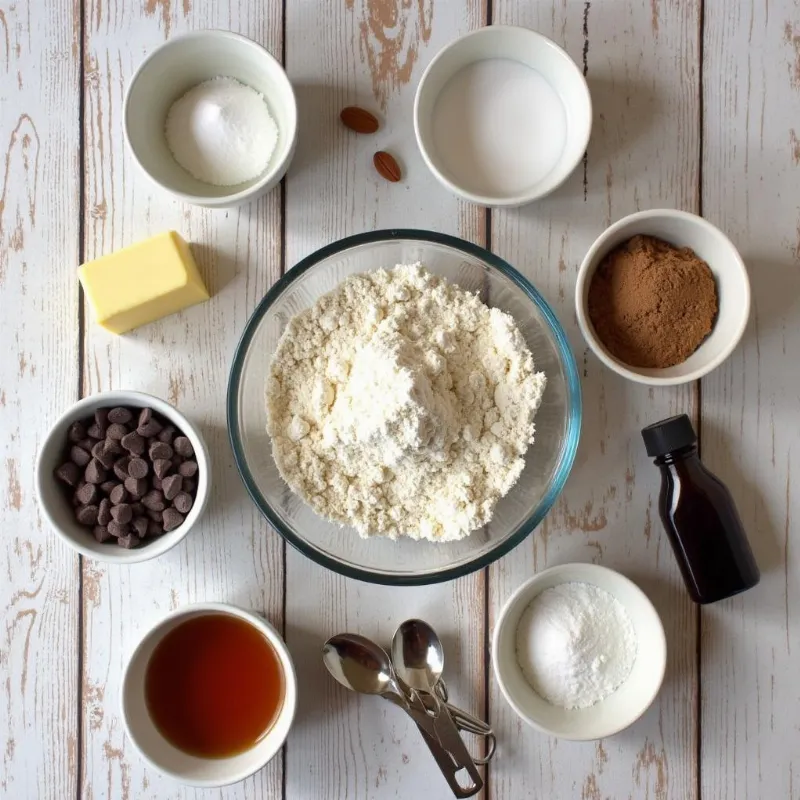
xmin=492 ymin=563 xmax=666 ymax=740
xmin=414 ymin=26 xmax=592 ymax=207
xmin=124 ymin=30 xmax=297 ymax=208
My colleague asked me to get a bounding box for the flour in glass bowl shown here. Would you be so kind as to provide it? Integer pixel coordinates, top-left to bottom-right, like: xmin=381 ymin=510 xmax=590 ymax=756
xmin=515 ymin=582 xmax=638 ymax=709
xmin=265 ymin=264 xmax=547 ymax=543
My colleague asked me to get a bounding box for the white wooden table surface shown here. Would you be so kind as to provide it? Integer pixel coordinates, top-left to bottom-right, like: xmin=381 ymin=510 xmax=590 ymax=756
xmin=1 ymin=0 xmax=799 ymax=797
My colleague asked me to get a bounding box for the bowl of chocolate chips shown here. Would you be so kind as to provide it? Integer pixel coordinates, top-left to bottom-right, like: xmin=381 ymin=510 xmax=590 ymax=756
xmin=36 ymin=391 xmax=210 ymax=563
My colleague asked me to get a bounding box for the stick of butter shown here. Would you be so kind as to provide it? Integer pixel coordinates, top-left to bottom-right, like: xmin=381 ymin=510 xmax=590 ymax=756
xmin=78 ymin=231 xmax=210 ymax=335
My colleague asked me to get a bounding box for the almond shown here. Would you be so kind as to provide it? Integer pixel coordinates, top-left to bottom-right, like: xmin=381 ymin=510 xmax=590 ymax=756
xmin=373 ymin=151 xmax=401 ymax=183
xmin=340 ymin=106 xmax=380 ymax=134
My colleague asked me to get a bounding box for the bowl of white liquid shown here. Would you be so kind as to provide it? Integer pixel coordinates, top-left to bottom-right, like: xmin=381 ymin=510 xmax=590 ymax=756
xmin=414 ymin=26 xmax=592 ymax=207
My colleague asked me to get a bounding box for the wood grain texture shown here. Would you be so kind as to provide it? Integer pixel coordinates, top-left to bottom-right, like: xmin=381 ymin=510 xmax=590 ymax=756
xmin=282 ymin=0 xmax=488 ymax=797
xmin=3 ymin=0 xmax=799 ymax=796
xmin=80 ymin=2 xmax=284 ymax=798
xmin=486 ymin=2 xmax=700 ymax=798
xmin=0 ymin=1 xmax=81 ymax=798
xmin=701 ymin=1 xmax=800 ymax=797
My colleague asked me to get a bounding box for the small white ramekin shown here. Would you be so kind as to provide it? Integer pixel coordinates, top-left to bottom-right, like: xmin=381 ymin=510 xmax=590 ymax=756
xmin=492 ymin=563 xmax=666 ymax=741
xmin=35 ymin=390 xmax=210 ymax=564
xmin=121 ymin=603 xmax=297 ymax=788
xmin=124 ymin=30 xmax=297 ymax=208
xmin=575 ymin=209 xmax=751 ymax=386
xmin=414 ymin=25 xmax=592 ymax=207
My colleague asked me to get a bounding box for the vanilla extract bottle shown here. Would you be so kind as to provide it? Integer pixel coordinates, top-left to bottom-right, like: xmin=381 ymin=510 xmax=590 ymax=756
xmin=642 ymin=415 xmax=760 ymax=604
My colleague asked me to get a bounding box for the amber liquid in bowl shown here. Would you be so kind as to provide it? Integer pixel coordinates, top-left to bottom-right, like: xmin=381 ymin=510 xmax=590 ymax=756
xmin=145 ymin=613 xmax=284 ymax=758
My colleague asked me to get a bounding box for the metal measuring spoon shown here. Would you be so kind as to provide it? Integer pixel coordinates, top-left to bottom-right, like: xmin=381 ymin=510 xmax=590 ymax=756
xmin=391 ymin=619 xmax=496 ymax=764
xmin=322 ymin=632 xmax=408 ymax=702
xmin=323 ymin=633 xmax=483 ymax=797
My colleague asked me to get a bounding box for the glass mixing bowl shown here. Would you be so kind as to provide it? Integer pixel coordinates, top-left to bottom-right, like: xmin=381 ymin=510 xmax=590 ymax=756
xmin=227 ymin=230 xmax=581 ymax=585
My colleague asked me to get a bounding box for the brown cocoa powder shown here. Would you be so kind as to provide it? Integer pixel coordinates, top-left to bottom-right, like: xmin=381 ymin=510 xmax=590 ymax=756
xmin=587 ymin=235 xmax=718 ymax=369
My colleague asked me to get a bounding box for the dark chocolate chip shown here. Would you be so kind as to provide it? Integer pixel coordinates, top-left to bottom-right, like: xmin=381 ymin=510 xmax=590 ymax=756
xmin=71 ymin=484 xmax=85 ymax=506
xmin=147 ymin=519 xmax=163 ymax=537
xmin=158 ymin=425 xmax=176 ymax=444
xmin=127 ymin=457 xmax=149 ymax=479
xmin=162 ymin=507 xmax=184 ymax=532
xmin=68 ymin=421 xmax=87 ymax=443
xmin=108 ymin=407 xmax=133 ymax=424
xmin=55 ymin=462 xmax=81 ymax=486
xmin=70 ymin=445 xmax=92 ymax=467
xmin=130 ymin=502 xmax=145 ymax=516
xmin=146 ymin=508 xmax=163 ymax=523
xmin=111 ymin=503 xmax=132 ymax=524
xmin=124 ymin=476 xmax=147 ymax=498
xmin=172 ymin=491 xmax=193 ymax=514
xmin=137 ymin=419 xmax=163 ymax=437
xmin=93 ymin=525 xmax=112 ymax=543
xmin=113 ymin=457 xmax=131 ymax=481
xmin=117 ymin=533 xmax=141 ymax=549
xmin=142 ymin=490 xmax=166 ymax=512
xmin=149 ymin=441 xmax=173 ymax=461
xmin=132 ymin=517 xmax=149 ymax=538
xmin=153 ymin=458 xmax=172 ymax=479
xmin=183 ymin=477 xmax=197 ymax=494
xmin=107 ymin=520 xmax=129 ymax=538
xmin=76 ymin=504 xmax=99 ymax=526
xmin=97 ymin=498 xmax=112 ymax=526
xmin=76 ymin=482 xmax=99 ymax=505
xmin=106 ymin=423 xmax=128 ymax=441
xmin=104 ymin=438 xmax=124 ymax=455
xmin=84 ymin=459 xmax=107 ymax=485
xmin=178 ymin=460 xmax=198 ymax=477
xmin=78 ymin=437 xmax=99 ymax=453
xmin=121 ymin=431 xmax=145 ymax=455
xmin=86 ymin=423 xmax=106 ymax=440
xmin=95 ymin=408 xmax=110 ymax=428
xmin=173 ymin=436 xmax=194 ymax=458
xmin=109 ymin=484 xmax=128 ymax=505
xmin=100 ymin=480 xmax=117 ymax=495
xmin=152 ymin=475 xmax=163 ymax=491
xmin=162 ymin=474 xmax=182 ymax=501
xmin=91 ymin=441 xmax=116 ymax=469
xmin=137 ymin=407 xmax=152 ymax=428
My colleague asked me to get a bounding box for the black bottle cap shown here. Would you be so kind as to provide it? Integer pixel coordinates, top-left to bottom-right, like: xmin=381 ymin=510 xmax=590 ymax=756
xmin=641 ymin=414 xmax=697 ymax=457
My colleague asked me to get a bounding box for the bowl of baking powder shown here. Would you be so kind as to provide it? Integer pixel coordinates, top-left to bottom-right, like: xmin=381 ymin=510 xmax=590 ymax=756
xmin=125 ymin=30 xmax=297 ymax=208
xmin=492 ymin=562 xmax=666 ymax=740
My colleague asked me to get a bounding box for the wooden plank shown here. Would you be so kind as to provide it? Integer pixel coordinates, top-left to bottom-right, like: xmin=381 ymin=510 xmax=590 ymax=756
xmin=282 ymin=0 xmax=489 ymax=797
xmin=79 ymin=2 xmax=284 ymax=798
xmin=700 ymin=1 xmax=800 ymax=797
xmin=0 ymin=1 xmax=81 ymax=798
xmin=487 ymin=2 xmax=701 ymax=798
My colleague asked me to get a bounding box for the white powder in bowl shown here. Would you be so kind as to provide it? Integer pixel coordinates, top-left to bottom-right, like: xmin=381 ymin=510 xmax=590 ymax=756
xmin=515 ymin=582 xmax=638 ymax=709
xmin=265 ymin=263 xmax=546 ymax=542
xmin=165 ymin=77 xmax=278 ymax=186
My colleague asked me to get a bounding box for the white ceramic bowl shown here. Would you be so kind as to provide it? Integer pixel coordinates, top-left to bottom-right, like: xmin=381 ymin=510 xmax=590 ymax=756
xmin=492 ymin=563 xmax=666 ymax=740
xmin=575 ymin=209 xmax=751 ymax=386
xmin=121 ymin=603 xmax=297 ymax=788
xmin=35 ymin=390 xmax=210 ymax=563
xmin=124 ymin=30 xmax=297 ymax=208
xmin=414 ymin=25 xmax=592 ymax=206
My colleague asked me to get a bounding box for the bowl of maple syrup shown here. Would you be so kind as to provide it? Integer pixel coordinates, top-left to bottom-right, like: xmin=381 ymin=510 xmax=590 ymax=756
xmin=121 ymin=602 xmax=297 ymax=787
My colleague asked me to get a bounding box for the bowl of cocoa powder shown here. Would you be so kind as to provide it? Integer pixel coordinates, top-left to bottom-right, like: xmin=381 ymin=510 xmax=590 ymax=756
xmin=575 ymin=209 xmax=750 ymax=385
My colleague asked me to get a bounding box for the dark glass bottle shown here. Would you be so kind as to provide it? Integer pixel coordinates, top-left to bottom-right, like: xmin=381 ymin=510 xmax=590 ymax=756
xmin=641 ymin=414 xmax=760 ymax=604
